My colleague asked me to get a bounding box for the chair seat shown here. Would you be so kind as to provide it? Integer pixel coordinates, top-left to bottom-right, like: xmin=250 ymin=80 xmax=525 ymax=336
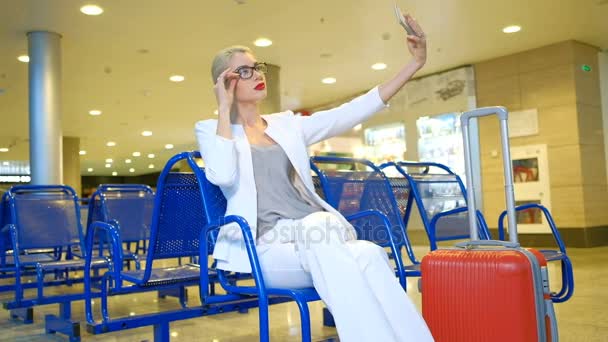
xmin=267 ymin=287 xmax=321 ymax=302
xmin=539 ymin=249 xmax=566 ymax=262
xmin=2 ymin=253 xmax=57 ymax=266
xmin=121 ymin=264 xmax=202 ymax=287
xmin=37 ymin=257 xmax=109 ymax=272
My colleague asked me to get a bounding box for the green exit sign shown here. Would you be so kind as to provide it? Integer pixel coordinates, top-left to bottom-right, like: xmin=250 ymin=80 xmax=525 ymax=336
xmin=581 ymin=64 xmax=592 ymax=72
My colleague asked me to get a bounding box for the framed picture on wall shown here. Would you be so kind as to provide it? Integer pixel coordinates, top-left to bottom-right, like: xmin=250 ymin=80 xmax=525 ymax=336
xmin=508 ymin=144 xmax=551 ymax=234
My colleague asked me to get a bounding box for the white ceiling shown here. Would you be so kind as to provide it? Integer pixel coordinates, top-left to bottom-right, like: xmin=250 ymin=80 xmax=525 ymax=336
xmin=0 ymin=0 xmax=607 ymax=176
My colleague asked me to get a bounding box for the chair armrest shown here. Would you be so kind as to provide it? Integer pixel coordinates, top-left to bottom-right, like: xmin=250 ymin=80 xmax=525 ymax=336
xmin=199 ymin=215 xmax=266 ymax=303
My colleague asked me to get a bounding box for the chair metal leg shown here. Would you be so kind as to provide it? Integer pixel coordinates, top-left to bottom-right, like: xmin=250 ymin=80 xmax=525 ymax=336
xmin=153 ymin=322 xmax=170 ymax=342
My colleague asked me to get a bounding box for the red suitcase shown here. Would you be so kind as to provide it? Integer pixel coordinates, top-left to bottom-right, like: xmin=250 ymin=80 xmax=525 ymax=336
xmin=421 ymin=107 xmax=558 ymax=342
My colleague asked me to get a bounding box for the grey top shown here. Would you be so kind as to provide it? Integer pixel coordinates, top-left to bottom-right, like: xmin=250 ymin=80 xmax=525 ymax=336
xmin=250 ymin=143 xmax=323 ymax=239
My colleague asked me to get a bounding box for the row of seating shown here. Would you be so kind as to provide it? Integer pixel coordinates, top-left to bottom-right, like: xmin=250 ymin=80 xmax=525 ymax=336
xmin=0 ymin=151 xmax=574 ymax=341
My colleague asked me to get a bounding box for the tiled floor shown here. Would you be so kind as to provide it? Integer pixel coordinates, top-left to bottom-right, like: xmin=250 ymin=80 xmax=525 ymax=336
xmin=0 ymin=246 xmax=606 ymax=341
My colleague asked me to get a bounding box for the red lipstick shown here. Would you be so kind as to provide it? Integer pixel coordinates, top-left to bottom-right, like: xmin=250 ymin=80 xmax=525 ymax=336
xmin=254 ymin=82 xmax=266 ymax=90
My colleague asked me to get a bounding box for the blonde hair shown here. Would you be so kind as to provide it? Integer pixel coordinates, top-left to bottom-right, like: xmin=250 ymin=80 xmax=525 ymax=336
xmin=210 ymin=45 xmax=253 ymax=83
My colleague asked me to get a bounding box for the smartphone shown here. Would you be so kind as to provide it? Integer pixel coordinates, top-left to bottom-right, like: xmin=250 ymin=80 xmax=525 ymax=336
xmin=394 ymin=3 xmax=418 ymax=37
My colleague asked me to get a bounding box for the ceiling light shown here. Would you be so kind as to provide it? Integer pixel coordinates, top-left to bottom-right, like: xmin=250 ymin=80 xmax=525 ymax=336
xmin=169 ymin=75 xmax=185 ymax=82
xmin=147 ymin=154 xmax=155 ymax=159
xmin=322 ymin=77 xmax=336 ymax=84
xmin=371 ymin=63 xmax=387 ymax=70
xmin=141 ymin=131 xmax=152 ymax=137
xmin=106 ymin=141 xmax=116 ymax=147
xmin=148 ymin=164 xmax=155 ymax=169
xmin=213 ymin=110 xmax=219 ymax=115
xmin=79 ymin=150 xmax=87 ymax=155
xmin=254 ymin=38 xmax=273 ymax=47
xmin=17 ymin=55 xmax=29 ymax=63
xmin=89 ymin=110 xmax=102 ymax=116
xmin=502 ymin=25 xmax=521 ymax=33
xmin=129 ymin=168 xmax=135 ymax=173
xmin=105 ymin=158 xmax=113 ymax=163
xmin=0 ymin=148 xmax=9 ymax=152
xmin=165 ymin=144 xmax=174 ymax=150
xmin=2 ymin=162 xmax=9 ymax=166
xmin=354 ymin=124 xmax=363 ymax=131
xmin=125 ymin=159 xmax=132 ymax=163
xmin=132 ymin=152 xmax=141 ymax=157
xmin=112 ymin=171 xmax=118 ymax=176
xmin=80 ymin=5 xmax=104 ymax=15
xmin=87 ymin=168 xmax=93 ymax=172
xmin=105 ymin=163 xmax=111 ymax=168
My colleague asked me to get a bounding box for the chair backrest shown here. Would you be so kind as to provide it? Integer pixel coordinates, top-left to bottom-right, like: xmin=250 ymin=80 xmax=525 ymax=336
xmin=88 ymin=184 xmax=154 ymax=242
xmin=6 ymin=185 xmax=83 ymax=251
xmin=1 ymin=192 xmax=11 ymax=255
xmin=310 ymin=156 xmax=407 ymax=248
xmin=381 ymin=162 xmax=476 ymax=243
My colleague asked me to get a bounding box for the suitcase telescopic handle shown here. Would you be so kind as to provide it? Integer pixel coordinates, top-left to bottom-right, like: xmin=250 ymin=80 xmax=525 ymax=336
xmin=460 ymin=106 xmax=518 ymax=243
xmin=455 ymin=240 xmax=520 ymax=249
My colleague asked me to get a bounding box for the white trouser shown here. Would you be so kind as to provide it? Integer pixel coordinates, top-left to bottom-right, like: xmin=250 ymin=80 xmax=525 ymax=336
xmin=256 ymin=211 xmax=434 ymax=342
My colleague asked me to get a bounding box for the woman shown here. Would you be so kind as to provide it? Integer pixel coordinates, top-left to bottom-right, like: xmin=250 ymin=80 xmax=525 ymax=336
xmin=195 ymin=14 xmax=433 ymax=342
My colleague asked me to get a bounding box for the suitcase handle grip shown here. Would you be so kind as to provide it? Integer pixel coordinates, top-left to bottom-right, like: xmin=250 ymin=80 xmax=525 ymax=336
xmin=455 ymin=240 xmax=520 ymax=249
xmin=460 ymin=106 xmax=508 ymax=122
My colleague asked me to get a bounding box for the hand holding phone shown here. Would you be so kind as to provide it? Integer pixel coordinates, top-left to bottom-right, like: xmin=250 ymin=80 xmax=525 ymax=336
xmin=394 ymin=4 xmax=419 ymax=37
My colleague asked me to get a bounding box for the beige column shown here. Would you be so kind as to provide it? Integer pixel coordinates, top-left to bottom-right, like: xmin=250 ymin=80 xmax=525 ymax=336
xmin=63 ymin=136 xmax=81 ymax=195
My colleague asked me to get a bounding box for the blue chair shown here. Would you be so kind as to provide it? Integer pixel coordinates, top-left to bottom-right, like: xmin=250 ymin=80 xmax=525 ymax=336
xmin=498 ymin=203 xmax=574 ymax=303
xmin=87 ymin=184 xmax=155 ymax=269
xmin=310 ymin=156 xmax=414 ymax=290
xmin=380 ymin=161 xmax=491 ymax=250
xmin=84 ymin=152 xmax=252 ymax=341
xmin=1 ymin=185 xmax=109 ymax=341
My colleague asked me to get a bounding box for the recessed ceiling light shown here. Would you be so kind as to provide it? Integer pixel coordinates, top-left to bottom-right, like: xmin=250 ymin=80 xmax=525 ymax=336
xmin=2 ymin=161 xmax=9 ymax=166
xmin=87 ymin=168 xmax=94 ymax=172
xmin=213 ymin=110 xmax=219 ymax=115
xmin=371 ymin=63 xmax=387 ymax=70
xmin=148 ymin=164 xmax=155 ymax=169
xmin=254 ymin=38 xmax=273 ymax=47
xmin=132 ymin=152 xmax=141 ymax=157
xmin=105 ymin=163 xmax=111 ymax=168
xmin=171 ymin=332 xmax=178 ymax=338
xmin=105 ymin=158 xmax=113 ymax=163
xmin=354 ymin=124 xmax=363 ymax=131
xmin=125 ymin=159 xmax=132 ymax=163
xmin=147 ymin=154 xmax=155 ymax=159
xmin=322 ymin=77 xmax=337 ymax=84
xmin=112 ymin=171 xmax=118 ymax=176
xmin=106 ymin=141 xmax=116 ymax=147
xmin=169 ymin=75 xmax=185 ymax=82
xmin=141 ymin=131 xmax=152 ymax=137
xmin=79 ymin=150 xmax=87 ymax=155
xmin=164 ymin=144 xmax=174 ymax=150
xmin=17 ymin=55 xmax=29 ymax=63
xmin=0 ymin=148 xmax=9 ymax=152
xmin=89 ymin=110 xmax=102 ymax=116
xmin=129 ymin=168 xmax=135 ymax=173
xmin=80 ymin=4 xmax=104 ymax=16
xmin=502 ymin=25 xmax=521 ymax=33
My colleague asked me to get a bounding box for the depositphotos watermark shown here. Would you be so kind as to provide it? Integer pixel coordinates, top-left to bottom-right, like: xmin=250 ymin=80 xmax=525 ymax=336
xmin=213 ymin=215 xmax=406 ymax=248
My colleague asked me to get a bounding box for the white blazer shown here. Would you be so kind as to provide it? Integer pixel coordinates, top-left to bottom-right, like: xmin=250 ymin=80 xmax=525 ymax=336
xmin=194 ymin=86 xmax=387 ymax=272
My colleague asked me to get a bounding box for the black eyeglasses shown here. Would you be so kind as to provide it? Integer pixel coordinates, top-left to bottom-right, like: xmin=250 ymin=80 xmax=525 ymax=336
xmin=234 ymin=62 xmax=267 ymax=79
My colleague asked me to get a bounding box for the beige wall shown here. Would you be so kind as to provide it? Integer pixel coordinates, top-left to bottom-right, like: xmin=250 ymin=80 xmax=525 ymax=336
xmin=475 ymin=41 xmax=607 ymax=232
